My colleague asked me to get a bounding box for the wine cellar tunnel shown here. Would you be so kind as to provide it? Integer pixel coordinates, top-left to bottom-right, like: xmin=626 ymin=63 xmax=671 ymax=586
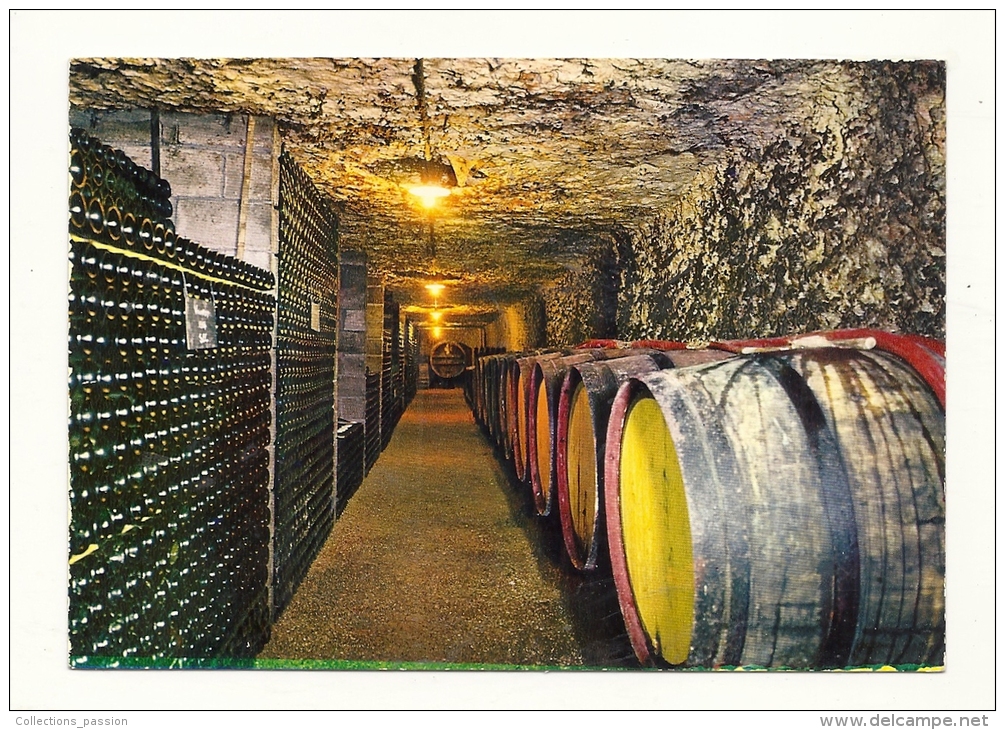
xmin=66 ymin=58 xmax=947 ymax=669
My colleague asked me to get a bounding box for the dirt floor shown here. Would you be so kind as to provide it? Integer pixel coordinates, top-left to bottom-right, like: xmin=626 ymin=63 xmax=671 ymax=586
xmin=259 ymin=387 xmax=636 ymax=668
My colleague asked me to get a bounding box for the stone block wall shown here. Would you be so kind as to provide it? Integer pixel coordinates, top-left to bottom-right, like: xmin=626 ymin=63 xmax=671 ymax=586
xmin=68 ymin=109 xmax=279 ymax=276
xmin=365 ymin=276 xmax=385 ymax=376
xmin=337 ymin=249 xmax=368 ymax=422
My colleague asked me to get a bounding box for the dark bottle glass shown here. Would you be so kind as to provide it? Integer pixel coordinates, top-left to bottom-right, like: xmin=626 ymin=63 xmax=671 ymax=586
xmin=104 ymin=206 xmax=122 ymax=244
xmin=86 ymin=197 xmax=105 ymax=237
xmin=152 ymin=223 xmax=166 ymax=257
xmin=69 ymin=190 xmax=87 ymax=230
xmin=120 ymin=211 xmax=137 ymax=248
xmin=138 ymin=218 xmax=154 ymax=252
xmin=69 ymin=148 xmax=87 ymax=189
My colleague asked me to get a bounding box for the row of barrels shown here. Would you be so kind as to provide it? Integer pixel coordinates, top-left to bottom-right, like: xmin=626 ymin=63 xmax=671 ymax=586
xmin=470 ymin=331 xmax=946 ymax=669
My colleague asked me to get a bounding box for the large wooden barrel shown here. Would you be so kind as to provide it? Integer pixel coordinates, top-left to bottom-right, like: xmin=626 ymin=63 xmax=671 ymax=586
xmin=495 ymin=349 xmax=564 ymax=461
xmin=774 ymin=347 xmax=945 ymax=667
xmin=494 ymin=353 xmax=518 ymax=456
xmin=481 ymin=354 xmax=507 ymax=445
xmin=429 ymin=340 xmax=471 ymax=383
xmin=476 ymin=353 xmax=496 ymax=428
xmin=526 ymin=348 xmax=638 ymax=516
xmin=477 ymin=354 xmax=492 ymax=432
xmin=472 ymin=355 xmax=485 ymax=424
xmin=555 ymin=349 xmax=732 ymax=571
xmin=604 ymin=347 xmax=945 ymax=669
xmin=470 ymin=349 xmax=502 ymax=426
xmin=472 ymin=353 xmax=500 ymax=432
xmin=507 ymin=351 xmax=566 ymax=483
xmin=711 ymin=328 xmax=945 ymax=409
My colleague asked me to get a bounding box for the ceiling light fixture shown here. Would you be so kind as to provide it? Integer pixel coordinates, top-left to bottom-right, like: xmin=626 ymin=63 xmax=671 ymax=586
xmin=425 ymin=281 xmax=445 ymax=308
xmin=407 ymin=184 xmax=451 ymax=209
xmin=408 ymin=57 xmax=455 ymax=237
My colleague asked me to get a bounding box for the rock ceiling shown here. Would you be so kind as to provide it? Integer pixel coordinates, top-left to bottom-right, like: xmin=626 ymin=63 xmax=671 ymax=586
xmin=69 ymin=57 xmax=851 ymax=314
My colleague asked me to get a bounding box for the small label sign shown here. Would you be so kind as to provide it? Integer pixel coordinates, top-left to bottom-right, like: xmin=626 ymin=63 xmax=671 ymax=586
xmin=185 ymin=294 xmax=218 ymax=350
xmin=311 ymin=302 xmax=322 ymax=332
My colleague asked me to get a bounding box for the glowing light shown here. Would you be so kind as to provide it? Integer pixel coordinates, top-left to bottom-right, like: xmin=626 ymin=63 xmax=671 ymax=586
xmin=425 ymin=283 xmax=445 ymax=298
xmin=432 ymin=326 xmax=443 ymax=339
xmin=407 ymin=184 xmax=451 ymax=209
xmin=430 ymin=309 xmax=443 ymax=322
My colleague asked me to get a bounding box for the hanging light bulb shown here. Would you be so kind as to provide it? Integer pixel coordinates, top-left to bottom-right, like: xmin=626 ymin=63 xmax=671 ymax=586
xmin=407 ymin=184 xmax=451 ymax=209
xmin=407 ymin=60 xmax=455 ymax=212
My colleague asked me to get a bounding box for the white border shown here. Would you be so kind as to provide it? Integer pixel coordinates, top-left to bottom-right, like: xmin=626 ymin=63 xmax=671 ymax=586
xmin=9 ymin=9 xmax=996 ymax=712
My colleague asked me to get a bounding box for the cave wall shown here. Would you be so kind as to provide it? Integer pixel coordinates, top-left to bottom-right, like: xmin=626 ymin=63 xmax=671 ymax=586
xmin=542 ymin=236 xmax=620 ymax=347
xmin=484 ymin=297 xmax=547 ymax=352
xmin=542 ymin=61 xmax=946 ymax=346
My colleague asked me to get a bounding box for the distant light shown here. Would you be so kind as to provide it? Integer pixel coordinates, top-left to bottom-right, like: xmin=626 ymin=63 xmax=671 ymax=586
xmin=432 ymin=326 xmax=443 ymax=339
xmin=407 ymin=184 xmax=451 ymax=209
xmin=430 ymin=309 xmax=443 ymax=322
xmin=425 ymin=283 xmax=445 ymax=298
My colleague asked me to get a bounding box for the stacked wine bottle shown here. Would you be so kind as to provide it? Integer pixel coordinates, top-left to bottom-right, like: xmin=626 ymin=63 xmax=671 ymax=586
xmin=67 ymin=129 xmax=275 ymax=664
xmin=379 ymin=299 xmax=397 ymax=451
xmin=273 ymin=151 xmax=339 ymax=616
xmin=404 ymin=320 xmax=420 ymax=405
xmin=335 ymin=420 xmax=365 ymax=517
xmin=364 ymin=372 xmax=381 ymax=473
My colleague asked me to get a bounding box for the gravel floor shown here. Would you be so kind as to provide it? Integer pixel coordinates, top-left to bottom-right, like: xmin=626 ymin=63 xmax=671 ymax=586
xmin=259 ymin=388 xmax=634 ymax=668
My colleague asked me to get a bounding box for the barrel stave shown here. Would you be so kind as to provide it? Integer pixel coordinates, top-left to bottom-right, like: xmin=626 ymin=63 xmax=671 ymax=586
xmin=558 ymin=350 xmax=730 ymax=572
xmin=777 ymin=348 xmax=945 ymax=667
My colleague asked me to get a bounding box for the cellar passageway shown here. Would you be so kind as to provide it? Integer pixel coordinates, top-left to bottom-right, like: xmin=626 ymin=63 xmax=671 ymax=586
xmin=260 ymin=388 xmax=631 ymax=667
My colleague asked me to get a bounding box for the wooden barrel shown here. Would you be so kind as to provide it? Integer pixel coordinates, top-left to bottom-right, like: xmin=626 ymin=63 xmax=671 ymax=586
xmin=474 ymin=351 xmax=499 ymax=428
xmin=482 ymin=354 xmax=508 ymax=445
xmin=774 ymin=347 xmax=945 ymax=667
xmin=526 ymin=348 xmax=637 ymax=516
xmin=555 ymin=349 xmax=732 ymax=571
xmin=495 ymin=349 xmax=563 ymax=461
xmin=474 ymin=350 xmax=502 ymax=429
xmin=494 ymin=352 xmax=531 ymax=457
xmin=472 ymin=355 xmax=484 ymax=424
xmin=429 ymin=341 xmax=470 ymax=381
xmin=604 ymin=348 xmax=945 ymax=669
xmin=494 ymin=353 xmax=516 ymax=456
xmin=494 ymin=354 xmax=520 ymax=450
xmin=508 ymin=352 xmax=566 ymax=483
xmin=712 ymin=328 xmax=945 ymax=409
xmin=477 ymin=354 xmax=493 ymax=433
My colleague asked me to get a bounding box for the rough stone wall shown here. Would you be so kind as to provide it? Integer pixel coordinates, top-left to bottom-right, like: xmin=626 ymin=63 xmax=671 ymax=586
xmin=617 ymin=61 xmax=946 ymax=343
xmin=542 ymin=236 xmax=621 ymax=346
xmin=484 ymin=297 xmax=546 ymax=352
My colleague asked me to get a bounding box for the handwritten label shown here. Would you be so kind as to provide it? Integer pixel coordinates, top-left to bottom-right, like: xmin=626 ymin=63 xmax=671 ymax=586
xmin=185 ymin=294 xmax=218 ymax=350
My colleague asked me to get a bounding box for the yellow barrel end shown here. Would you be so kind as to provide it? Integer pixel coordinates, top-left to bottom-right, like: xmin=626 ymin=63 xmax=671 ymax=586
xmin=566 ymin=381 xmax=597 ymax=558
xmin=619 ymin=395 xmax=694 ymax=665
xmin=535 ymin=378 xmax=552 ymax=503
